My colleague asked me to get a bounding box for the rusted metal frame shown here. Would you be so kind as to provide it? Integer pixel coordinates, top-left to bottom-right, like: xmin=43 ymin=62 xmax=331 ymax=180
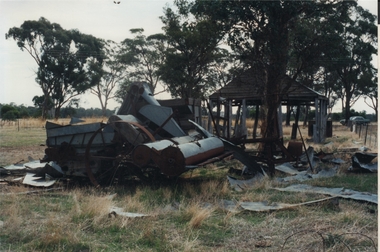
xmin=207 ymin=100 xmax=220 ymax=137
xmin=126 ymin=121 xmax=156 ymax=142
xmin=151 ymin=110 xmax=176 ymax=137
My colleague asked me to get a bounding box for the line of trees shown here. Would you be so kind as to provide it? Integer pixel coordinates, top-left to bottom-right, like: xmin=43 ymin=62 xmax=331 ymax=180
xmin=6 ymin=0 xmax=377 ymax=137
xmin=0 ymin=103 xmax=114 ymax=120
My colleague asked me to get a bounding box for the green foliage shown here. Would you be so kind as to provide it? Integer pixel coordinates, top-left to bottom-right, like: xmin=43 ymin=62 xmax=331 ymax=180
xmin=0 ymin=104 xmax=35 ymax=120
xmin=119 ymin=29 xmax=167 ymax=94
xmin=158 ymin=1 xmax=229 ymax=99
xmin=6 ymin=17 xmax=105 ymax=119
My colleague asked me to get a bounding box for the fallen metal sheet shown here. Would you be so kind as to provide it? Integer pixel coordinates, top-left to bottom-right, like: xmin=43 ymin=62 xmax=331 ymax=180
xmin=227 ymin=174 xmax=265 ymax=192
xmin=350 ymin=152 xmax=378 ymax=173
xmin=4 ymin=161 xmax=64 ymax=177
xmin=278 ymin=167 xmax=338 ymax=182
xmin=22 ymin=173 xmax=57 ymax=187
xmin=274 ymin=184 xmax=377 ymax=204
xmin=109 ymin=206 xmax=150 ymax=218
xmin=275 ymin=163 xmax=302 ymax=175
xmin=240 ymin=197 xmax=338 ymax=212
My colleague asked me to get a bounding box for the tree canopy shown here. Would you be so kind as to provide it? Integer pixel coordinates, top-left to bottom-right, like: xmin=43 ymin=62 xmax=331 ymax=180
xmin=6 ymin=17 xmax=105 ymax=119
xmin=191 ymin=0 xmax=377 ymax=137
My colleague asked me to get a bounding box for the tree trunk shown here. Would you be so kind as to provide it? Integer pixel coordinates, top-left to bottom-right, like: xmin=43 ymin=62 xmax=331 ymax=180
xmin=54 ymin=107 xmax=61 ymax=120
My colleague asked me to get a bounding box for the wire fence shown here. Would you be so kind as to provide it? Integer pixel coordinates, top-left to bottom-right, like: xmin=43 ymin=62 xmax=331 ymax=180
xmin=352 ymin=123 xmax=377 ymax=149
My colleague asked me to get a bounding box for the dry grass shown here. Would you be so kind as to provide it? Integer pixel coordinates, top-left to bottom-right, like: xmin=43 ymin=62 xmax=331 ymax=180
xmin=0 ymin=118 xmax=377 ymax=251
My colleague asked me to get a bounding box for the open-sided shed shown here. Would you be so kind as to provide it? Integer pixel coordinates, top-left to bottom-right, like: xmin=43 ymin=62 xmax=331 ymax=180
xmin=208 ymin=68 xmax=329 ymax=143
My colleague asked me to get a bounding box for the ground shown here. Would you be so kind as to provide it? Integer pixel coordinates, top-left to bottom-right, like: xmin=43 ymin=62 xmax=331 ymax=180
xmin=0 ymin=119 xmax=377 ymax=251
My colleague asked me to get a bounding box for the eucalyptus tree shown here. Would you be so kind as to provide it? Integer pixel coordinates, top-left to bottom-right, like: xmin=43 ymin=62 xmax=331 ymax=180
xmin=6 ymin=17 xmax=104 ymax=119
xmin=119 ymin=29 xmax=167 ymax=93
xmin=90 ymin=40 xmax=127 ymax=116
xmin=324 ymin=6 xmax=377 ymax=122
xmin=192 ymin=0 xmax=374 ymax=139
xmin=158 ymin=1 xmax=228 ymax=99
xmin=363 ymin=73 xmax=378 ymax=119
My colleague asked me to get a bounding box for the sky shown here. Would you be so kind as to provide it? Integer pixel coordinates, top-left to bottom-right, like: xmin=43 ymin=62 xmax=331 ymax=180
xmin=0 ymin=0 xmax=378 ymax=113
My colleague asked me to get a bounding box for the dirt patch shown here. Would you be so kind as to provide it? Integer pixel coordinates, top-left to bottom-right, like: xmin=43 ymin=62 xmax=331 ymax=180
xmin=0 ymin=146 xmax=46 ymax=166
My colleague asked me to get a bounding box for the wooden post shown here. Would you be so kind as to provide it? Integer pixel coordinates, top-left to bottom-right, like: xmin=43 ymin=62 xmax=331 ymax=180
xmin=242 ymin=99 xmax=247 ymax=137
xmin=207 ymin=99 xmax=213 ymax=133
xmin=278 ymin=104 xmax=283 ymax=138
xmin=291 ymin=105 xmax=300 ymax=139
xmin=253 ymin=104 xmax=259 ymax=139
xmin=216 ymin=98 xmax=221 ymax=136
xmin=234 ymin=103 xmax=242 ymax=137
xmin=313 ymin=98 xmax=320 ymax=143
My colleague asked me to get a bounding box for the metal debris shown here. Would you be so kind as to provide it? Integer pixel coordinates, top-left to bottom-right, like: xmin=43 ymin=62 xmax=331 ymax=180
xmin=240 ymin=197 xmax=338 ymax=212
xmin=227 ymin=174 xmax=266 ymax=192
xmin=22 ymin=172 xmax=57 ymax=187
xmin=109 ymin=206 xmax=150 ymax=218
xmin=275 ymin=184 xmax=377 ymax=204
xmin=349 ymin=152 xmax=377 ymax=173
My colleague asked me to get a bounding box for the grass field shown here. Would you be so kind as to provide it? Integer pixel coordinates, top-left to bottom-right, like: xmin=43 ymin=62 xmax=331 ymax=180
xmin=0 ymin=118 xmax=377 ymax=251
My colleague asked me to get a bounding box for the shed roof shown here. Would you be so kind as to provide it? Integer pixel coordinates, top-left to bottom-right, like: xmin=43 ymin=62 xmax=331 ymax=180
xmin=209 ymin=68 xmax=327 ymax=106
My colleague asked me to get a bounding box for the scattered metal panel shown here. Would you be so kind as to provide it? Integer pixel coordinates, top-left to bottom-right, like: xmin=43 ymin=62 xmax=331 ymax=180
xmin=139 ymin=104 xmax=186 ymax=137
xmin=109 ymin=206 xmax=150 ymax=218
xmin=240 ymin=197 xmax=338 ymax=212
xmin=22 ymin=172 xmax=57 ymax=187
xmin=275 ymin=163 xmax=301 ymax=175
xmin=350 ymin=152 xmax=378 ymax=173
xmin=227 ymin=174 xmax=265 ymax=192
xmin=275 ymin=184 xmax=377 ymax=204
xmin=276 ymin=167 xmax=338 ymax=183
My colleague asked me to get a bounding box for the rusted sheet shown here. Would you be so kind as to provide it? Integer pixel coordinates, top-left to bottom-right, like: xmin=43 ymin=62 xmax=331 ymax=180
xmin=132 ymin=140 xmax=174 ymax=167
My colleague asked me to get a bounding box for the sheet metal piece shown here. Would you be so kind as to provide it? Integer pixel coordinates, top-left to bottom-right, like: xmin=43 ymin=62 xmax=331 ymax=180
xmin=240 ymin=197 xmax=338 ymax=212
xmin=276 ymin=166 xmax=338 ymax=183
xmin=350 ymin=152 xmax=378 ymax=173
xmin=275 ymin=184 xmax=377 ymax=204
xmin=227 ymin=174 xmax=265 ymax=192
xmin=22 ymin=173 xmax=56 ymax=187
xmin=109 ymin=206 xmax=150 ymax=218
xmin=139 ymin=104 xmax=186 ymax=137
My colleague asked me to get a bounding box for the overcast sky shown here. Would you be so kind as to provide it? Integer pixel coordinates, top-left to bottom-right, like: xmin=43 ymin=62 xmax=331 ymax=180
xmin=0 ymin=0 xmax=377 ymax=113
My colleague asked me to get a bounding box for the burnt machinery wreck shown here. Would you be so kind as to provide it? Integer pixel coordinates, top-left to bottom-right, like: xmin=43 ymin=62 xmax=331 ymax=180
xmin=41 ymin=83 xmax=265 ymax=187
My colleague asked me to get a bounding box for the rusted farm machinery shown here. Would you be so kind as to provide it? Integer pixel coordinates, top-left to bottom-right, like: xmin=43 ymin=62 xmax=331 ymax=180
xmin=41 ymin=83 xmax=230 ymax=187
